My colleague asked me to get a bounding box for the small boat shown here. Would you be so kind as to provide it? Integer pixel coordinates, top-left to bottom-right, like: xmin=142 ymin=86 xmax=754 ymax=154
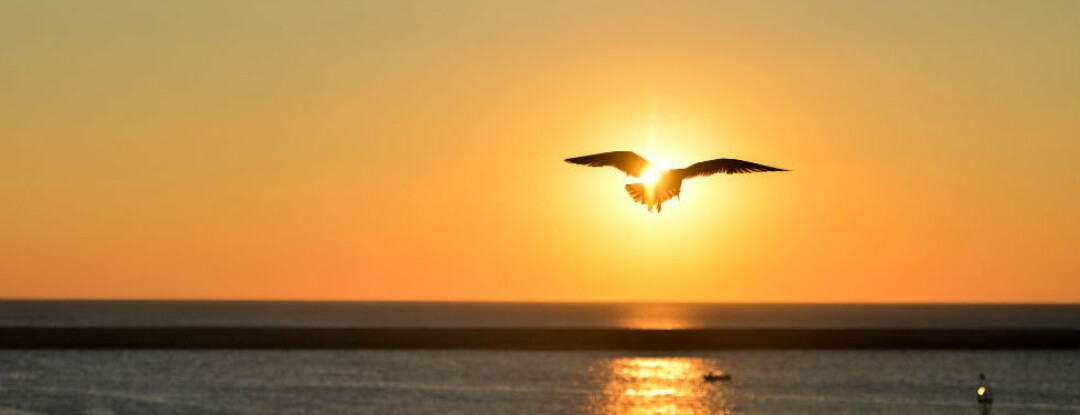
xmin=703 ymin=371 xmax=732 ymax=381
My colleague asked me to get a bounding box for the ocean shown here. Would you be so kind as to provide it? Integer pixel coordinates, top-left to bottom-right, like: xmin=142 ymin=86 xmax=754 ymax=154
xmin=0 ymin=302 xmax=1077 ymax=414
xmin=1 ymin=301 xmax=1076 ymax=328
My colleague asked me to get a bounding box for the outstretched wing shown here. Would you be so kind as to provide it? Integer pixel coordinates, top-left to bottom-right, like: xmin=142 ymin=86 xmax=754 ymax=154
xmin=678 ymin=158 xmax=787 ymax=179
xmin=565 ymin=151 xmax=655 ymax=178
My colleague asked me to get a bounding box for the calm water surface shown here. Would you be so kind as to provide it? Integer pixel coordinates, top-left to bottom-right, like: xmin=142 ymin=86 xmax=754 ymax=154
xmin=1 ymin=350 xmax=1077 ymax=415
xmin=2 ymin=303 xmax=1076 ymax=413
xmin=0 ymin=301 xmax=1076 ymax=328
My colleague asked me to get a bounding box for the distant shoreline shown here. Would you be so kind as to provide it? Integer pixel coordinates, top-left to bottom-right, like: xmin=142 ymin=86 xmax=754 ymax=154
xmin=1 ymin=328 xmax=1076 ymax=350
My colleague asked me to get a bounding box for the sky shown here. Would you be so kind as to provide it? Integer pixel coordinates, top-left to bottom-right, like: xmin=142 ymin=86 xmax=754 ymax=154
xmin=1 ymin=0 xmax=1077 ymax=302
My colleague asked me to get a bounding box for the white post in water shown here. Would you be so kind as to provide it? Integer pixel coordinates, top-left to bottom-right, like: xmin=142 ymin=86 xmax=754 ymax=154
xmin=976 ymin=373 xmax=993 ymax=415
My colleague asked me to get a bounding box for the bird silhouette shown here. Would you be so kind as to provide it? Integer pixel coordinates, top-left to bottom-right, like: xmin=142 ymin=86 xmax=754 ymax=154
xmin=565 ymin=151 xmax=788 ymax=212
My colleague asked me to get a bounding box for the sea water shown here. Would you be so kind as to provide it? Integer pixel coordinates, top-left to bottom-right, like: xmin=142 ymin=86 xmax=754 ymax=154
xmin=0 ymin=302 xmax=1076 ymax=414
xmin=0 ymin=350 xmax=1077 ymax=414
xmin=0 ymin=301 xmax=1075 ymax=329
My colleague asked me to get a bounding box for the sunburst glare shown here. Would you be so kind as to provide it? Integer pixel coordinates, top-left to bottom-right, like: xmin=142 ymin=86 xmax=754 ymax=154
xmin=641 ymin=167 xmax=661 ymax=185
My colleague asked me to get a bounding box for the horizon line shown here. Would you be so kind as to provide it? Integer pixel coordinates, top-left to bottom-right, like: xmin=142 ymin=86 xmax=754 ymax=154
xmin=2 ymin=298 xmax=1078 ymax=306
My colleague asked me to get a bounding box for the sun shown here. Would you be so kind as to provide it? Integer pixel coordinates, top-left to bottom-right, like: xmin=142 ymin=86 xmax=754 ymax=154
xmin=640 ymin=167 xmax=661 ymax=185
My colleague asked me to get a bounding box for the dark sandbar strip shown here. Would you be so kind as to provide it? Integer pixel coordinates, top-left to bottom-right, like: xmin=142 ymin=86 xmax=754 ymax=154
xmin=0 ymin=328 xmax=1076 ymax=350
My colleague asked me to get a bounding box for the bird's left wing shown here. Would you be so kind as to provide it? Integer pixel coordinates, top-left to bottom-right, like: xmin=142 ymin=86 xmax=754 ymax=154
xmin=564 ymin=151 xmax=655 ymax=178
xmin=677 ymin=158 xmax=787 ymax=179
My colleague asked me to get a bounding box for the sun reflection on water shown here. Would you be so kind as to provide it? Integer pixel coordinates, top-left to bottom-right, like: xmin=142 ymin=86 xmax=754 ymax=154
xmin=617 ymin=304 xmax=696 ymax=330
xmin=584 ymin=357 xmax=731 ymax=415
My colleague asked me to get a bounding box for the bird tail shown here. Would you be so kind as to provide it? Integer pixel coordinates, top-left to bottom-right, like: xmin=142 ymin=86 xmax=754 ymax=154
xmin=625 ymin=183 xmax=646 ymax=204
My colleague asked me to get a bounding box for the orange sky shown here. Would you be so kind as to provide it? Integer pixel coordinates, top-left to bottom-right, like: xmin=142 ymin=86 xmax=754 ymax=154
xmin=2 ymin=1 xmax=1077 ymax=302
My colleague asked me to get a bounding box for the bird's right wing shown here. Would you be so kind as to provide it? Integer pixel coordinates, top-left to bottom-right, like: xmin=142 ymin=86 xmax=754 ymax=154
xmin=565 ymin=151 xmax=655 ymax=178
xmin=677 ymin=158 xmax=787 ymax=179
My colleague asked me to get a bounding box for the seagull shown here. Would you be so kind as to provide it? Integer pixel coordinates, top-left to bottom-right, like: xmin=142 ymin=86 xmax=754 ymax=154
xmin=565 ymin=151 xmax=787 ymax=212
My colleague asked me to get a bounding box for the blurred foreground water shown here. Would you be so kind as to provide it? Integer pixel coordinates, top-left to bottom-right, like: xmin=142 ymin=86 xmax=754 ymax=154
xmin=0 ymin=350 xmax=1077 ymax=415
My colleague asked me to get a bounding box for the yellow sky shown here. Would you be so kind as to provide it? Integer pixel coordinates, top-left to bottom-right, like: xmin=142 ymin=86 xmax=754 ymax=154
xmin=2 ymin=0 xmax=1077 ymax=301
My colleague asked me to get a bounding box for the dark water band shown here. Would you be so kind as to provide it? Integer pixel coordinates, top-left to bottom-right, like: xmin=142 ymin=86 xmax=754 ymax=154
xmin=1 ymin=327 xmax=1076 ymax=350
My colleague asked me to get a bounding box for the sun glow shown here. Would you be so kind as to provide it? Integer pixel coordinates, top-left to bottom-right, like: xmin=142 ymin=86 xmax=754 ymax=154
xmin=640 ymin=168 xmax=661 ymax=185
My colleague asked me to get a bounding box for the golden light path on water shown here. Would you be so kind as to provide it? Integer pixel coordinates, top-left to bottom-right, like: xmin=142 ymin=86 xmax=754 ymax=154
xmin=584 ymin=357 xmax=732 ymax=415
xmin=617 ymin=303 xmax=695 ymax=329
